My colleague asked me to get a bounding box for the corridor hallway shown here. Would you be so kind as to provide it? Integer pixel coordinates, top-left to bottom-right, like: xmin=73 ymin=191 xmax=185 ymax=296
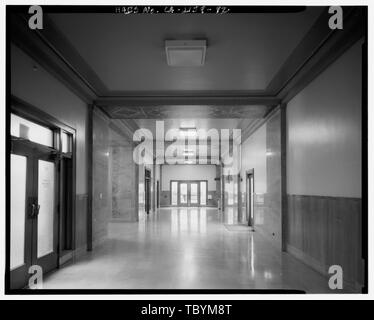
xmin=7 ymin=6 xmax=366 ymax=293
xmin=43 ymin=207 xmax=335 ymax=292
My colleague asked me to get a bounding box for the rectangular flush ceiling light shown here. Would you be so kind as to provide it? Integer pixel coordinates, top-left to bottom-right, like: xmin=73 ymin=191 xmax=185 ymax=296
xmin=165 ymin=40 xmax=206 ymax=66
xmin=179 ymin=127 xmax=197 ymax=137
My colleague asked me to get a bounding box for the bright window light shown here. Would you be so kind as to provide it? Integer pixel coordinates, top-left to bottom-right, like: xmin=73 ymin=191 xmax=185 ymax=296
xmin=11 ymin=114 xmax=53 ymax=147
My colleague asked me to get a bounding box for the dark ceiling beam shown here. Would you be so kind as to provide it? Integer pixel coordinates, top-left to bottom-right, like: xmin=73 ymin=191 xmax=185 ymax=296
xmin=95 ymin=96 xmax=280 ymax=107
xmin=102 ymin=104 xmax=273 ymax=119
xmin=41 ymin=14 xmax=108 ymax=95
xmin=277 ymin=7 xmax=366 ymax=103
xmin=266 ymin=7 xmax=338 ymax=95
xmin=105 ymin=90 xmax=271 ymax=97
xmin=9 ymin=13 xmax=97 ymax=103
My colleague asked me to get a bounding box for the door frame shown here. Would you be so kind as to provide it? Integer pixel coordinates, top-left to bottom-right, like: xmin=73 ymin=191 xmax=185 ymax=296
xmin=144 ymin=168 xmax=151 ymax=214
xmin=33 ymin=148 xmax=60 ymax=275
xmin=169 ymin=180 xmax=208 ymax=207
xmin=246 ymin=169 xmax=255 ymax=227
xmin=7 ymin=96 xmax=77 ymax=291
xmin=156 ymin=180 xmax=160 ymax=208
xmin=178 ymin=181 xmax=189 ymax=207
xmin=9 ymin=142 xmax=35 ymax=289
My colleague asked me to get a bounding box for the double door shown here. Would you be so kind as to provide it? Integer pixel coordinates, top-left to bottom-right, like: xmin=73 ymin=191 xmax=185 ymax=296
xmin=10 ymin=140 xmax=59 ymax=289
xmin=171 ymin=180 xmax=207 ymax=207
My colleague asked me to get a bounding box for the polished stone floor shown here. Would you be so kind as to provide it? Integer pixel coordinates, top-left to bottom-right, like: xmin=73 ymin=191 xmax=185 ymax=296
xmin=43 ymin=207 xmax=335 ymax=292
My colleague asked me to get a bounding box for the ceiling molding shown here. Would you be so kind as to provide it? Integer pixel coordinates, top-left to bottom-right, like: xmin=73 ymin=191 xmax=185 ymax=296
xmin=265 ymin=8 xmax=339 ymax=95
xmin=109 ymin=119 xmax=139 ymax=141
xmin=95 ymin=96 xmax=278 ymax=118
xmin=279 ymin=7 xmax=366 ymax=103
xmin=95 ymin=96 xmax=279 ymax=107
xmin=100 ymin=90 xmax=270 ymax=97
xmin=10 ymin=13 xmax=97 ymax=103
xmin=41 ymin=14 xmax=108 ymax=95
xmin=241 ymin=105 xmax=281 ymax=143
xmin=101 ymin=104 xmax=273 ymax=119
xmin=93 ymin=105 xmax=111 ymax=123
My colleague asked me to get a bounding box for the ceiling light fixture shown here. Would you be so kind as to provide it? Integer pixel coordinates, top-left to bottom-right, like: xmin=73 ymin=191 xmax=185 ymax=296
xmin=165 ymin=40 xmax=207 ymax=67
xmin=180 ymin=127 xmax=197 ymax=138
xmin=180 ymin=120 xmax=195 ymax=128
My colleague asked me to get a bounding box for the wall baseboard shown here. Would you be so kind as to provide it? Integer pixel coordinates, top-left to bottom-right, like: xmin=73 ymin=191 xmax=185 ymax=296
xmin=286 ymin=244 xmax=362 ymax=293
xmin=286 ymin=243 xmax=326 ymax=275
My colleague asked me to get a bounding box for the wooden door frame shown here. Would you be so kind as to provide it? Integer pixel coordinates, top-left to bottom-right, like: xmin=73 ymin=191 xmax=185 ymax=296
xmin=9 ymin=142 xmax=35 ymax=289
xmin=10 ymin=138 xmax=60 ymax=288
xmin=7 ymin=96 xmax=77 ymax=291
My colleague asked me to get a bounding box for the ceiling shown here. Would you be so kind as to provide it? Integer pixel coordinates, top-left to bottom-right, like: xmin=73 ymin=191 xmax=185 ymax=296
xmin=14 ymin=6 xmax=362 ymax=124
xmin=49 ymin=8 xmax=323 ymax=94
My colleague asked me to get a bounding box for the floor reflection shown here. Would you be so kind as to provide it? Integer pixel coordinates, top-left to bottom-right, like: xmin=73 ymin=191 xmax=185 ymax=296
xmin=171 ymin=208 xmax=207 ymax=234
xmin=222 ymin=205 xmax=248 ymax=225
xmin=43 ymin=207 xmax=340 ymax=292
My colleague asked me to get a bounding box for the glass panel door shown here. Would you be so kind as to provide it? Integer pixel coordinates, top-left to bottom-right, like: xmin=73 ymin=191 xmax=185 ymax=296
xmin=34 ymin=153 xmax=58 ymax=276
xmin=37 ymin=160 xmax=55 ymax=258
xmin=171 ymin=181 xmax=178 ymax=205
xmin=172 ymin=180 xmax=208 ymax=207
xmin=9 ymin=110 xmax=66 ymax=290
xmin=10 ymin=155 xmax=27 ymax=270
xmin=190 ymin=182 xmax=199 ymax=206
xmin=10 ymin=142 xmax=59 ymax=289
xmin=179 ymin=183 xmax=188 ymax=206
xmin=10 ymin=143 xmax=34 ymax=290
xmin=200 ymin=181 xmax=207 ymax=206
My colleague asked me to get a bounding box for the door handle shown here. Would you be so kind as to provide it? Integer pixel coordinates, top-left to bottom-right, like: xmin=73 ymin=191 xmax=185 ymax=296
xmin=36 ymin=204 xmax=41 ymax=217
xmin=29 ymin=203 xmax=36 ymax=219
xmin=28 ymin=203 xmax=40 ymax=219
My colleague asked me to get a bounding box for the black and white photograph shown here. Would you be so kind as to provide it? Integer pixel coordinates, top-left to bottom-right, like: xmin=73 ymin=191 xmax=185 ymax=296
xmin=1 ymin=0 xmax=372 ymax=302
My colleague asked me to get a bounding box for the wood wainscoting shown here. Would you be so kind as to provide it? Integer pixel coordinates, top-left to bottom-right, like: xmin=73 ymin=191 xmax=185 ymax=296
xmin=285 ymin=194 xmax=364 ymax=292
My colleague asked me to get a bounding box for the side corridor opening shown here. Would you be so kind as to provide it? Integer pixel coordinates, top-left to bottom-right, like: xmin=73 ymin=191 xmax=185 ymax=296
xmin=6 ymin=6 xmax=367 ymax=293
